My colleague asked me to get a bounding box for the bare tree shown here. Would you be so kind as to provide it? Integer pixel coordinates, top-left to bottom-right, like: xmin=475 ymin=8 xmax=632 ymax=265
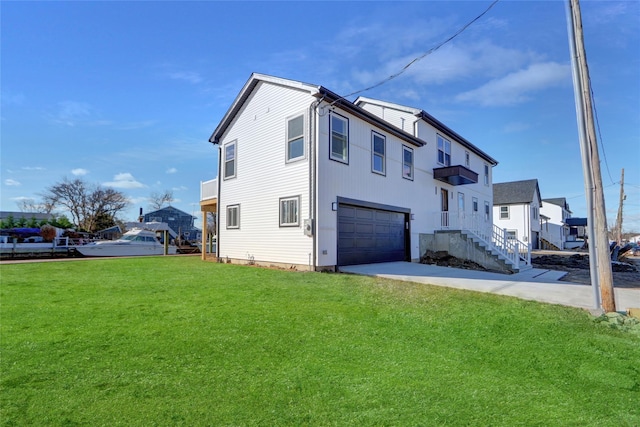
xmin=149 ymin=190 xmax=174 ymax=211
xmin=41 ymin=177 xmax=129 ymax=232
xmin=17 ymin=198 xmax=55 ymax=214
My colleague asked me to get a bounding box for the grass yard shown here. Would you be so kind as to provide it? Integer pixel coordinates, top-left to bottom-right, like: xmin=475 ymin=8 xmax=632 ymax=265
xmin=1 ymin=257 xmax=639 ymax=426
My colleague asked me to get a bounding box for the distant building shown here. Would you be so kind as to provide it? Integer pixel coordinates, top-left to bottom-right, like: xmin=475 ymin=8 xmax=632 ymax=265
xmin=143 ymin=206 xmax=201 ymax=242
xmin=493 ymin=179 xmax=542 ymax=249
xmin=0 ymin=211 xmax=55 ymax=223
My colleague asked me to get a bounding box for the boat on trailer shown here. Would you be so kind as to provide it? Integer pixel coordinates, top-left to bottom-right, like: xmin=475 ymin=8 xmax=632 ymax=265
xmin=75 ymin=227 xmax=177 ymax=257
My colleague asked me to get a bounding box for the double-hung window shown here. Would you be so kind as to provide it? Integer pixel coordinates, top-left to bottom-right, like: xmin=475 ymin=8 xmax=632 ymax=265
xmin=484 ymin=164 xmax=490 ymax=185
xmin=330 ymin=113 xmax=349 ymax=163
xmin=402 ymin=146 xmax=414 ymax=180
xmin=437 ymin=135 xmax=451 ymax=166
xmin=286 ymin=115 xmax=304 ymax=162
xmin=224 ymin=141 xmax=237 ymax=180
xmin=371 ymin=131 xmax=385 ymax=175
xmin=279 ymin=196 xmax=300 ymax=227
xmin=226 ymin=205 xmax=240 ymax=229
xmin=485 ymin=201 xmax=490 ymax=221
xmin=500 ymin=206 xmax=509 ymax=219
xmin=473 ymin=197 xmax=478 ymax=213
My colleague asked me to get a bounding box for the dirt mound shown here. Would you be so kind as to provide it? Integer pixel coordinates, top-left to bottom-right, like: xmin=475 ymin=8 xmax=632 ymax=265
xmin=420 ymin=250 xmax=493 ymax=272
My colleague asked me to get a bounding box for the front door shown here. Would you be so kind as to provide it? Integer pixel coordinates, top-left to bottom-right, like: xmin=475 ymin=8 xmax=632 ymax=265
xmin=441 ymin=188 xmax=449 ymax=227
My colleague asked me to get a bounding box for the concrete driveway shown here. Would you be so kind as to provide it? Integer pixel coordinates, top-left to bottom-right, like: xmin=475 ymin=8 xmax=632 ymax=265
xmin=339 ymin=262 xmax=639 ymax=312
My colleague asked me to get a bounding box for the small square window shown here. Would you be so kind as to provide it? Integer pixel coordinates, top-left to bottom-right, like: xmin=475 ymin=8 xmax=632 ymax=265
xmin=330 ymin=113 xmax=349 ymax=163
xmin=500 ymin=206 xmax=509 ymax=219
xmin=226 ymin=205 xmax=240 ymax=229
xmin=402 ymin=146 xmax=414 ymax=180
xmin=371 ymin=132 xmax=386 ymax=175
xmin=286 ymin=115 xmax=305 ymax=162
xmin=279 ymin=196 xmax=300 ymax=227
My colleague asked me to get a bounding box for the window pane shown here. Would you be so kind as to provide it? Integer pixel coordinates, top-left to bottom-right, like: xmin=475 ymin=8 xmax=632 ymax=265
xmin=373 ymin=154 xmax=384 ymax=172
xmin=373 ymin=136 xmax=384 ymax=155
xmin=288 ymin=116 xmax=303 ymax=139
xmin=225 ymin=144 xmax=235 ymax=161
xmin=331 ymin=116 xmax=348 ymax=161
xmin=288 ymin=137 xmax=304 ymax=160
xmin=225 ymin=159 xmax=235 ymax=178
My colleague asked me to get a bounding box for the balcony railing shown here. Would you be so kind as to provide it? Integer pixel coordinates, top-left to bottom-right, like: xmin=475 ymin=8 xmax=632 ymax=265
xmin=200 ymin=178 xmax=218 ymax=202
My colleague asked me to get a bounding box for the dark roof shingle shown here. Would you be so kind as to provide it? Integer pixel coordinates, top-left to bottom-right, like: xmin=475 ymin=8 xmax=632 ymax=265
xmin=493 ymin=179 xmax=541 ymax=205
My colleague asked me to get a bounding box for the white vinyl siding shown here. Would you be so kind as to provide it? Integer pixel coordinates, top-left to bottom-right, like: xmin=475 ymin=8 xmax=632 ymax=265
xmin=216 ymin=81 xmax=312 ymax=265
xmin=371 ymin=131 xmax=385 ymax=175
xmin=330 ymin=113 xmax=349 ymax=163
xmin=279 ymin=196 xmax=300 ymax=227
xmin=223 ymin=141 xmax=237 ymax=179
xmin=286 ymin=114 xmax=305 ymax=162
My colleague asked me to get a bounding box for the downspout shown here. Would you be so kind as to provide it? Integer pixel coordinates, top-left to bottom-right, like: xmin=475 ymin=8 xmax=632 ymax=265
xmin=216 ymin=144 xmax=222 ymax=260
xmin=309 ymin=99 xmax=318 ymax=271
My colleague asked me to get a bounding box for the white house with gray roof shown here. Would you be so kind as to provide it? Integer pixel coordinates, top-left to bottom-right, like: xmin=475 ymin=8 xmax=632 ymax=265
xmin=493 ymin=179 xmax=542 ymax=249
xmin=202 ymin=73 xmax=533 ymax=272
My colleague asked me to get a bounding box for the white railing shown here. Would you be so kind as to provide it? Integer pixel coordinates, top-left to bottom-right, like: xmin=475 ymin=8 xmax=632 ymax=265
xmin=435 ymin=212 xmax=531 ymax=269
xmin=200 ymin=178 xmax=218 ymax=202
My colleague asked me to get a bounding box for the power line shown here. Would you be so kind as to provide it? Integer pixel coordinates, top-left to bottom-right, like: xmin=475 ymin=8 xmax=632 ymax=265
xmin=332 ymin=0 xmax=500 ymax=104
xmin=588 ymin=79 xmax=616 ymax=185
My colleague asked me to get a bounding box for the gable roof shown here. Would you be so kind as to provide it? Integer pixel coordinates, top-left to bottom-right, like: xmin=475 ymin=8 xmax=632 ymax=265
xmin=209 ymin=73 xmax=425 ymax=147
xmin=542 ymin=197 xmax=572 ymax=213
xmin=355 ymin=96 xmax=498 ymax=166
xmin=493 ymin=179 xmax=541 ymax=205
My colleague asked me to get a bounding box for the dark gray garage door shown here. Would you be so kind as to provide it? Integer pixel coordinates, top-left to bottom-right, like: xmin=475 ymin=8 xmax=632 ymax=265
xmin=337 ymin=203 xmax=407 ymax=266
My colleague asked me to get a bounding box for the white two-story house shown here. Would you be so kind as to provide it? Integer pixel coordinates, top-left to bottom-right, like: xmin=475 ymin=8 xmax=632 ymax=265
xmin=493 ymin=179 xmax=542 ymax=249
xmin=204 ymin=73 xmax=507 ymax=271
xmin=540 ymin=197 xmax=572 ymax=250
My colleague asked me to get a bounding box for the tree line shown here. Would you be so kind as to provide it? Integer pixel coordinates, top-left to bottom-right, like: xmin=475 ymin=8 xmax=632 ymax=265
xmin=9 ymin=177 xmax=175 ymax=233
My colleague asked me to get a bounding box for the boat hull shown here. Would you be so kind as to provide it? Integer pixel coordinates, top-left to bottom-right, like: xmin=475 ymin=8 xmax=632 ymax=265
xmin=75 ymin=243 xmax=177 ymax=257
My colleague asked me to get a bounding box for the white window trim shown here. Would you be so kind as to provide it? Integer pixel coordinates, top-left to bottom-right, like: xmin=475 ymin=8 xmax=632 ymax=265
xmin=223 ymin=141 xmax=237 ymax=180
xmin=286 ymin=114 xmax=305 ymax=163
xmin=484 ymin=164 xmax=490 ymax=186
xmin=437 ymin=135 xmax=451 ymax=167
xmin=402 ymin=145 xmax=414 ymax=181
xmin=279 ymin=196 xmax=300 ymax=227
xmin=500 ymin=205 xmax=509 ymax=220
xmin=329 ymin=113 xmax=349 ymax=164
xmin=371 ymin=131 xmax=386 ymax=176
xmin=226 ymin=204 xmax=240 ymax=229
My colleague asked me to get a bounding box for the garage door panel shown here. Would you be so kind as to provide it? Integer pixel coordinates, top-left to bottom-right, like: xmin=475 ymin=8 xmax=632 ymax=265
xmin=337 ymin=203 xmax=408 ymax=266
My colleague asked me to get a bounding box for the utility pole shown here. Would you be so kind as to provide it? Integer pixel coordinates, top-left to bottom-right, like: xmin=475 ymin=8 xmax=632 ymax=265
xmin=614 ymin=168 xmax=625 ymax=247
xmin=566 ymin=0 xmax=616 ymax=312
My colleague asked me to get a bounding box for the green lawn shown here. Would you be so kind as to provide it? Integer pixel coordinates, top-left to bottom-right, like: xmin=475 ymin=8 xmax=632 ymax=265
xmin=1 ymin=257 xmax=638 ymax=426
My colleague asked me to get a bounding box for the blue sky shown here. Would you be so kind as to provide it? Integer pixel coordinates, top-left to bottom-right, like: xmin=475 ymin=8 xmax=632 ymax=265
xmin=2 ymin=1 xmax=639 ymax=232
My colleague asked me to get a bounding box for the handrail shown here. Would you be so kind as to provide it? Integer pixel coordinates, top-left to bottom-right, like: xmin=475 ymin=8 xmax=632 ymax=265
xmin=436 ymin=211 xmax=531 ymax=268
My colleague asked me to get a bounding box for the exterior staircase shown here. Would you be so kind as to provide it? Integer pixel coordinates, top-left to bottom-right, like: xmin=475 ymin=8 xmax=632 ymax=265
xmin=540 ymin=237 xmax=561 ymax=251
xmin=433 ymin=212 xmax=532 ymax=274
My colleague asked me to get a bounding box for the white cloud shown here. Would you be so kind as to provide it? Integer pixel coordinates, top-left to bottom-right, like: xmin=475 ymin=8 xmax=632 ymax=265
xmin=22 ymin=166 xmax=45 ymax=171
xmin=455 ymin=62 xmax=571 ymax=107
xmin=51 ymin=101 xmax=91 ymax=126
xmin=71 ymin=168 xmax=89 ymax=176
xmin=103 ymin=173 xmax=146 ymax=189
xmin=5 ymin=179 xmax=21 ymax=186
xmin=503 ymin=122 xmax=531 ymax=133
xmin=166 ymin=167 xmax=178 ymax=174
xmin=171 ymin=186 xmax=188 ymax=191
xmin=168 ymin=71 xmax=203 ymax=84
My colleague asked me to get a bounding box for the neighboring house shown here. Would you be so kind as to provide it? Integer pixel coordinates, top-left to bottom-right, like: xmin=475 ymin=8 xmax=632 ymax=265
xmin=493 ymin=179 xmax=542 ymax=249
xmin=143 ymin=206 xmax=201 ymax=242
xmin=540 ymin=197 xmax=572 ymax=250
xmin=203 ymin=73 xmax=532 ymax=272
